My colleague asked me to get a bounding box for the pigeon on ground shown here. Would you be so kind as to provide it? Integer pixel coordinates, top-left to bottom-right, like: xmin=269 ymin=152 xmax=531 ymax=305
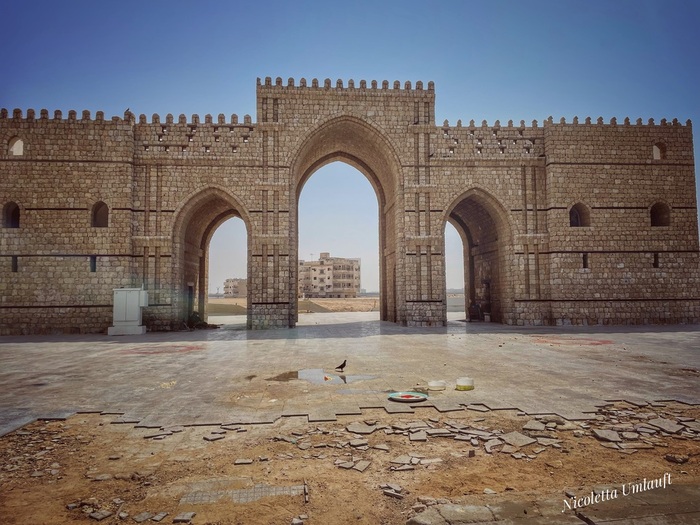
xmin=335 ymin=359 xmax=347 ymax=372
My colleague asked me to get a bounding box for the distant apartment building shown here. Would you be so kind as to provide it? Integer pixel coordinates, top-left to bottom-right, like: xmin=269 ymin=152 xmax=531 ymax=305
xmin=298 ymin=252 xmax=361 ymax=298
xmin=223 ymin=278 xmax=247 ymax=298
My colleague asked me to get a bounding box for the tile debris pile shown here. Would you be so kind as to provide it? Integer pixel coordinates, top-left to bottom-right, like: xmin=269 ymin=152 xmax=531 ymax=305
xmin=583 ymin=401 xmax=699 ymax=461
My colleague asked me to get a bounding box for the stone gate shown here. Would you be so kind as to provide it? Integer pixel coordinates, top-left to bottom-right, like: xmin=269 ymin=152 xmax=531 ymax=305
xmin=1 ymin=78 xmax=699 ymax=334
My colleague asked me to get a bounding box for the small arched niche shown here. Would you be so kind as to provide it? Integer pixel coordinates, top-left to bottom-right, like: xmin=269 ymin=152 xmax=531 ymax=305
xmin=650 ymin=202 xmax=671 ymax=227
xmin=8 ymin=137 xmax=24 ymax=156
xmin=652 ymin=142 xmax=666 ymax=160
xmin=569 ymin=202 xmax=591 ymax=227
xmin=91 ymin=201 xmax=109 ymax=227
xmin=3 ymin=201 xmax=20 ymax=228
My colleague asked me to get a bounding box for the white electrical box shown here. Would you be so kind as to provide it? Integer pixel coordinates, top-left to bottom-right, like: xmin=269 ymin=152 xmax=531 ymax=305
xmin=108 ymin=288 xmax=148 ymax=336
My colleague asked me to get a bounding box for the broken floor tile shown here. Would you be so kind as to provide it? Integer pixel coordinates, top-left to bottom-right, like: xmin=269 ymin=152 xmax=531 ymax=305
xmin=618 ymin=442 xmax=654 ymax=449
xmin=390 ymin=455 xmax=412 ymax=465
xmin=537 ymin=437 xmax=561 ymax=447
xmin=392 ymin=464 xmax=415 ymax=472
xmin=173 ymin=512 xmax=196 ymax=523
xmin=337 ymin=462 xmax=354 ymax=469
xmin=592 ymin=429 xmax=622 ymax=442
xmin=501 ymin=431 xmax=536 ymax=448
xmin=132 ymin=512 xmax=154 ymax=523
xmin=410 ymin=431 xmax=427 ymax=442
xmin=353 ymin=460 xmax=371 ymax=472
xmin=234 ymin=458 xmax=254 ymax=465
xmin=483 ymin=438 xmax=503 ymax=453
xmin=383 ymin=489 xmax=403 ymax=499
xmin=88 ymin=509 xmax=113 ymax=521
xmin=143 ymin=431 xmax=172 ymax=439
xmin=426 ymin=428 xmax=454 ymax=437
xmin=522 ymin=420 xmax=546 ymax=432
xmin=648 ymin=418 xmax=684 ymax=434
xmin=466 ymin=404 xmax=490 ymax=412
xmin=347 ymin=422 xmax=376 ymax=435
xmin=349 ymin=438 xmax=368 ymax=447
xmin=151 ymin=512 xmax=168 ymax=522
xmin=203 ymin=434 xmax=224 ymax=442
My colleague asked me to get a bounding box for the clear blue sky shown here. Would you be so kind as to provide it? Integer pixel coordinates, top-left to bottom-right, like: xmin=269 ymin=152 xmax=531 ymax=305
xmin=2 ymin=1 xmax=698 ymax=293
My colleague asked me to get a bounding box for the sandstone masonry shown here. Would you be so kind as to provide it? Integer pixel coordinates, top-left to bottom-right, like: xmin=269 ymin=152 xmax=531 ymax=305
xmin=1 ymin=78 xmax=699 ymax=334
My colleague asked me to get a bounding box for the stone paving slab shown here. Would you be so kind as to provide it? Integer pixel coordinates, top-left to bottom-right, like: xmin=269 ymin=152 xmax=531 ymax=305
xmin=1 ymin=313 xmax=699 ymax=435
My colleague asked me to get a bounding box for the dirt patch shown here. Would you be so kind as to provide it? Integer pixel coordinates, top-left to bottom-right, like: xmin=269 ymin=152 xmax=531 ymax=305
xmin=207 ymin=297 xmax=381 ymax=316
xmin=1 ymin=402 xmax=698 ymax=525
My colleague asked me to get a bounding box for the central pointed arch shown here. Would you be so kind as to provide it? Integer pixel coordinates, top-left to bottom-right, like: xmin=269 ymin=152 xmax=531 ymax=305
xmin=290 ymin=115 xmax=403 ymax=323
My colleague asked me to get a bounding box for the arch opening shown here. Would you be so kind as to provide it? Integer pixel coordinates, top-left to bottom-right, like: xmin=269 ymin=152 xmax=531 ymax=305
xmin=445 ymin=189 xmax=512 ymax=323
xmin=291 ymin=116 xmax=401 ymax=324
xmin=444 ymin=221 xmax=467 ymax=318
xmin=298 ymin=162 xmax=378 ymax=305
xmin=171 ymin=188 xmax=249 ymax=328
xmin=207 ymin=217 xmax=248 ymax=322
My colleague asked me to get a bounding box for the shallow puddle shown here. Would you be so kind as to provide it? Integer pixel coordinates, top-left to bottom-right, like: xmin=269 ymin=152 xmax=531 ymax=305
xmin=266 ymin=368 xmax=376 ymax=385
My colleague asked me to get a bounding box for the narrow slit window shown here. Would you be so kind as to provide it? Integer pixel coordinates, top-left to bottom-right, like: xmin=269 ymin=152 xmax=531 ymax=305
xmin=11 ymin=256 xmax=18 ymax=272
xmin=582 ymin=253 xmax=589 ymax=269
xmin=90 ymin=255 xmax=97 ymax=272
xmin=653 ymin=253 xmax=660 ymax=268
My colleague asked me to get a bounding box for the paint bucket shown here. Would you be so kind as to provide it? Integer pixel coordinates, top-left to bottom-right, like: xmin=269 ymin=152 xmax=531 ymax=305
xmin=456 ymin=377 xmax=474 ymax=391
xmin=428 ymin=380 xmax=447 ymax=391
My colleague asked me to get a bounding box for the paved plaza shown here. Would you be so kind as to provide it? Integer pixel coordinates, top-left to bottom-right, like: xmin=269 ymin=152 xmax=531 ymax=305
xmin=1 ymin=312 xmax=700 ymax=524
xmin=1 ymin=312 xmax=699 ymax=436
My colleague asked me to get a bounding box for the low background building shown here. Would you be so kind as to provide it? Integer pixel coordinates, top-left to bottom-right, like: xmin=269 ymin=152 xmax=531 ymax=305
xmin=298 ymin=253 xmax=360 ymax=298
xmin=223 ymin=278 xmax=247 ymax=298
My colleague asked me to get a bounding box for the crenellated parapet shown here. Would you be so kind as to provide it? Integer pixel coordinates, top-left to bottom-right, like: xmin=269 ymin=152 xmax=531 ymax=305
xmin=256 ymin=76 xmax=434 ymax=92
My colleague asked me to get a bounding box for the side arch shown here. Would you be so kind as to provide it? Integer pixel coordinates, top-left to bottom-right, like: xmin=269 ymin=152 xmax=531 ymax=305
xmin=170 ymin=186 xmax=252 ymax=326
xmin=443 ymin=186 xmax=514 ymax=323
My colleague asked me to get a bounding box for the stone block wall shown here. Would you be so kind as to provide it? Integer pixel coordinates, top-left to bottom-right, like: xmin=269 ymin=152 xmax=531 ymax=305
xmin=1 ymin=82 xmax=698 ymax=334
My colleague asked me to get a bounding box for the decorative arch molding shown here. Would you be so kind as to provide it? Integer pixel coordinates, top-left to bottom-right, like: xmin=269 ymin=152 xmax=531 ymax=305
xmin=171 ymin=185 xmax=252 ymax=242
xmin=289 ymin=113 xmax=403 ymax=196
xmin=443 ymin=185 xmax=514 ymax=243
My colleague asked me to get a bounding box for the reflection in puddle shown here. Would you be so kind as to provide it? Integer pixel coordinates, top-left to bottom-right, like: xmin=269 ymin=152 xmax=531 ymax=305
xmin=266 ymin=368 xmax=377 ymax=385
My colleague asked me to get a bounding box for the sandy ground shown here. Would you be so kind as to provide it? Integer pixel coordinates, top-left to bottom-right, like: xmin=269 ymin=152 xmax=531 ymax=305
xmin=207 ymin=296 xmax=463 ymax=315
xmin=1 ymin=401 xmax=698 ymax=525
xmin=208 ymin=297 xmax=383 ymax=315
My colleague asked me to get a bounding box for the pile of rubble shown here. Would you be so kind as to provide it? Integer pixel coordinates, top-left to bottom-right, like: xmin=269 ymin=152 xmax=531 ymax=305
xmin=583 ymin=402 xmax=699 ymax=462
